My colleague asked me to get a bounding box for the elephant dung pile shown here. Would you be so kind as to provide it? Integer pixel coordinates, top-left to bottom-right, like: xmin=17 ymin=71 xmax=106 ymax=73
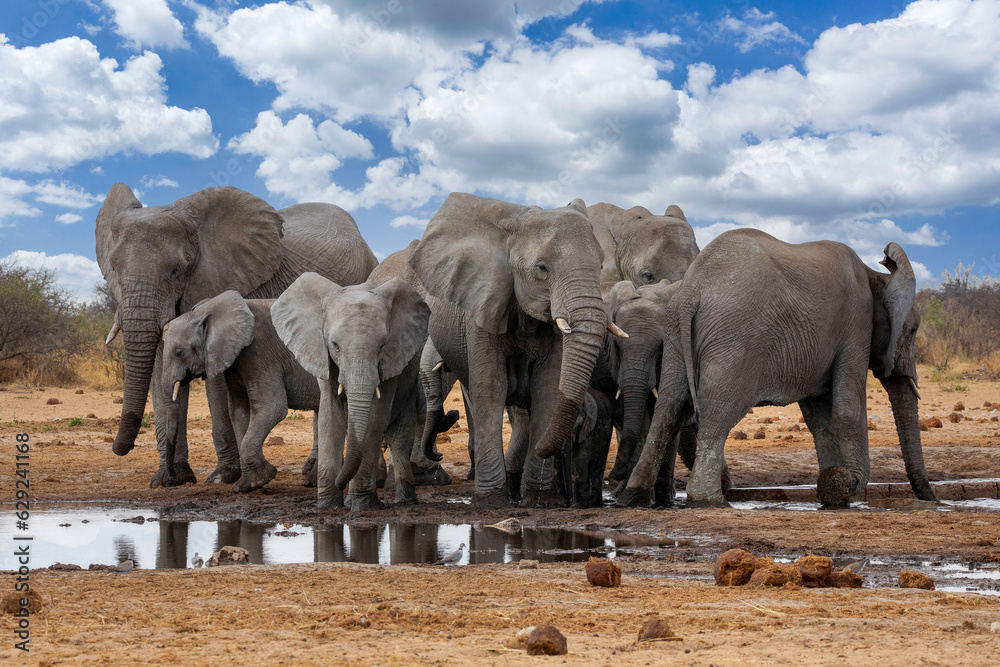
xmin=206 ymin=546 xmax=250 ymax=567
xmin=584 ymin=557 xmax=621 ymax=587
xmin=509 ymin=625 xmax=569 ymax=656
xmin=713 ymin=549 xmax=862 ymax=589
xmin=899 ymin=570 xmax=935 ymax=590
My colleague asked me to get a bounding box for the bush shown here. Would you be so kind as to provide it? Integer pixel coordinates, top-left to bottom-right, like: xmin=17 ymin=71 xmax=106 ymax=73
xmin=914 ymin=262 xmax=1000 ymax=375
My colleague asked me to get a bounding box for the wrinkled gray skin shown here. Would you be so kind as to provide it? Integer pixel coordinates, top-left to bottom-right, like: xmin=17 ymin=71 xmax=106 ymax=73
xmin=604 ymin=280 xmax=731 ymax=505
xmin=410 ymin=193 xmax=608 ymax=508
xmin=588 ymin=203 xmax=698 ymax=291
xmin=618 ymin=229 xmax=935 ymax=507
xmin=96 ymin=183 xmax=376 ymax=488
xmin=272 ymin=274 xmax=429 ymax=511
xmin=160 ymin=291 xmax=320 ymax=493
xmin=367 ymin=241 xmax=454 ymax=487
xmin=567 ymin=388 xmax=614 ymax=507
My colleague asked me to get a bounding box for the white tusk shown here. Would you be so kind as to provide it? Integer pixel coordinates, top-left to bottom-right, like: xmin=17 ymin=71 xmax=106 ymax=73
xmin=652 ymin=387 xmax=658 ymax=398
xmin=172 ymin=381 xmax=181 ymax=401
xmin=615 ymin=387 xmax=621 ymax=400
xmin=432 ymin=360 xmax=445 ymax=372
xmin=375 ymin=386 xmax=381 ymax=399
xmin=608 ymin=322 xmax=629 ymax=339
xmin=106 ymin=321 xmax=121 ymax=345
xmin=555 ymin=317 xmax=572 ymax=334
xmin=907 ymin=376 xmax=921 ymax=401
xmin=338 ymin=383 xmax=344 ymax=397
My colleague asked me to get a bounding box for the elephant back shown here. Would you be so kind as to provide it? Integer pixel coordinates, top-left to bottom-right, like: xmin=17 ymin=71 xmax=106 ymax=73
xmin=248 ymin=203 xmax=378 ymax=298
xmin=368 ymin=240 xmax=427 ymax=298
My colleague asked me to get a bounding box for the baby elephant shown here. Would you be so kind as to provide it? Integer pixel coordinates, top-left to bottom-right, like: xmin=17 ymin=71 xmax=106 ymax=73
xmin=272 ymin=273 xmax=430 ymax=511
xmin=161 ymin=291 xmax=319 ymax=493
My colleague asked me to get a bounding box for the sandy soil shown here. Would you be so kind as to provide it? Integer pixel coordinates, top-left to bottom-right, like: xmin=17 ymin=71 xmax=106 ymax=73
xmin=2 ymin=366 xmax=999 ymax=664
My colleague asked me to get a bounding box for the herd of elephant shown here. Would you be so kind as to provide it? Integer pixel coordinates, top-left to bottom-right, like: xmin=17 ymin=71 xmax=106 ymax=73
xmin=96 ymin=182 xmax=937 ymax=511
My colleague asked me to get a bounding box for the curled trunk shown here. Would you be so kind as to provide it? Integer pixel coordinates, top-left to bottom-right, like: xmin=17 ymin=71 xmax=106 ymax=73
xmin=881 ymin=374 xmax=938 ymax=501
xmin=112 ymin=296 xmax=161 ymax=456
xmin=535 ymin=295 xmax=607 ymax=459
xmin=419 ymin=345 xmax=446 ymax=462
xmin=335 ymin=386 xmax=375 ymax=489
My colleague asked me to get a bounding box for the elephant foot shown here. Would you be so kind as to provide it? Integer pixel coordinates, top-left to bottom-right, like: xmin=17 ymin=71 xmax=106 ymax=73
xmin=611 ymin=478 xmax=628 ymax=498
xmin=205 ymin=463 xmax=241 ymax=485
xmin=519 ymin=490 xmax=568 ymax=509
xmin=232 ymin=461 xmax=278 ymax=493
xmin=316 ymin=488 xmax=345 ymax=510
xmin=301 ymin=456 xmax=318 ymax=487
xmin=615 ymin=486 xmax=652 ymax=508
xmin=149 ymin=462 xmax=197 ymax=489
xmin=472 ymin=487 xmax=512 ymax=509
xmin=394 ymin=480 xmax=419 ymax=505
xmin=412 ymin=463 xmax=452 ymax=486
xmin=572 ymin=487 xmax=602 ymax=508
xmin=466 ymin=467 xmax=475 ymax=481
xmin=346 ymin=492 xmax=386 ymax=513
xmin=653 ymin=483 xmax=677 ymax=508
xmin=684 ymin=495 xmax=731 ymax=509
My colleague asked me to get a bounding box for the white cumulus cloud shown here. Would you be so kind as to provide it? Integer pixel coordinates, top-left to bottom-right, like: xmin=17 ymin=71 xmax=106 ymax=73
xmin=55 ymin=213 xmax=84 ymax=225
xmin=718 ymin=7 xmax=806 ymax=53
xmin=2 ymin=250 xmax=105 ymax=303
xmin=103 ymin=0 xmax=187 ymax=50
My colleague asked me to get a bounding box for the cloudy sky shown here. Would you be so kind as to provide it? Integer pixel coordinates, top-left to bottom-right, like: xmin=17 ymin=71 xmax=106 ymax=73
xmin=2 ymin=0 xmax=999 ymax=301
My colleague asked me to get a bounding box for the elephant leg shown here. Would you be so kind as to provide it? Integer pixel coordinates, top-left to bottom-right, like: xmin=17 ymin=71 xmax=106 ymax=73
xmin=466 ymin=327 xmax=509 ymax=506
xmin=607 ymin=425 xmax=634 ymax=483
xmin=150 ymin=348 xmax=196 ymax=488
xmin=503 ymin=406 xmax=530 ymax=504
xmin=830 ymin=361 xmax=871 ymax=493
xmin=385 ymin=413 xmax=419 ymax=505
xmin=204 ymin=375 xmax=241 ymax=484
xmin=675 ymin=421 xmax=732 ymax=492
xmin=462 ymin=386 xmax=476 ymax=480
xmin=231 ymin=393 xmax=282 ymax=493
xmin=302 ymin=416 xmax=319 ymax=487
xmin=653 ymin=433 xmax=680 ymax=507
xmin=520 ymin=349 xmax=568 ymax=508
xmin=612 ymin=407 xmax=651 ymax=498
xmin=316 ymin=378 xmax=346 ymax=509
xmin=799 ymin=393 xmax=839 ymax=471
xmin=580 ymin=418 xmax=613 ymax=508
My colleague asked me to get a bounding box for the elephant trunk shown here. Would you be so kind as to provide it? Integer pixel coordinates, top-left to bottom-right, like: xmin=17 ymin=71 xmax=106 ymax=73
xmin=535 ymin=291 xmax=607 ymax=459
xmin=335 ymin=383 xmax=376 ymax=489
xmin=881 ymin=374 xmax=938 ymax=501
xmin=419 ymin=345 xmax=446 ymax=462
xmin=112 ymin=291 xmax=162 ymax=456
xmin=617 ymin=368 xmax=650 ymax=455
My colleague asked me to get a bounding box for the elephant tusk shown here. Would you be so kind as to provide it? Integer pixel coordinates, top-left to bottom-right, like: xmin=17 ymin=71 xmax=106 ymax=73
xmin=907 ymin=376 xmax=921 ymax=400
xmin=172 ymin=381 xmax=181 ymax=401
xmin=375 ymin=386 xmax=381 ymax=399
xmin=555 ymin=317 xmax=572 ymax=334
xmin=432 ymin=360 xmax=445 ymax=372
xmin=615 ymin=387 xmax=621 ymax=400
xmin=608 ymin=323 xmax=629 ymax=339
xmin=651 ymin=387 xmax=658 ymax=398
xmin=105 ymin=321 xmax=121 ymax=345
xmin=338 ymin=383 xmax=343 ymax=397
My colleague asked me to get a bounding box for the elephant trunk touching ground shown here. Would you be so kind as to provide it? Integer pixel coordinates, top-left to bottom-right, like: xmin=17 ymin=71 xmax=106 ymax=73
xmin=535 ymin=286 xmax=607 ymax=460
xmin=112 ymin=286 xmax=165 ymax=457
xmin=882 ymin=374 xmax=936 ymax=500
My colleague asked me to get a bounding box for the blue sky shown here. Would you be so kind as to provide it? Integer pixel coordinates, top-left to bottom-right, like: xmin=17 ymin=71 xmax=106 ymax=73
xmin=2 ymin=0 xmax=999 ymax=300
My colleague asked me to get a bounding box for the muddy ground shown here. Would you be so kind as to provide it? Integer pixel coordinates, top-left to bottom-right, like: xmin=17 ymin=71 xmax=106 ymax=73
xmin=2 ymin=366 xmax=999 ymax=665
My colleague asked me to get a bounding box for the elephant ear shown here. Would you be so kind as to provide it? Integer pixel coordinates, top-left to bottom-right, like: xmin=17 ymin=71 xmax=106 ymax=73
xmin=374 ymin=277 xmax=430 ymax=380
xmin=603 ymin=280 xmax=640 ymax=321
xmin=639 ymin=279 xmax=683 ymax=306
xmin=879 ymin=243 xmax=916 ymax=377
xmin=95 ymin=183 xmax=143 ymax=298
xmin=173 ymin=187 xmax=285 ymax=312
xmin=587 ymin=203 xmax=622 ymax=285
xmin=410 ymin=193 xmax=526 ymax=334
xmin=272 ymin=272 xmax=340 ymax=380
xmin=197 ymin=291 xmax=255 ymax=379
xmin=664 ymin=204 xmax=687 ymax=221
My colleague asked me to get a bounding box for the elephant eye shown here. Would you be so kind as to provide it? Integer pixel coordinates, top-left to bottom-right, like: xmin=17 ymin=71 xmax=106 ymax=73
xmin=535 ymin=262 xmax=549 ymax=277
xmin=171 ymin=265 xmax=180 ymax=277
xmin=174 ymin=348 xmax=184 ymax=358
xmin=331 ymin=340 xmax=340 ymax=351
xmin=641 ymin=271 xmax=654 ymax=284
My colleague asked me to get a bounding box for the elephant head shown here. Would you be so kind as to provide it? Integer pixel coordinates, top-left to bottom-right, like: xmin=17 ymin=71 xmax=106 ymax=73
xmin=271 ymin=274 xmax=429 ymax=491
xmin=588 ymin=203 xmax=699 ymax=288
xmin=868 ymin=243 xmax=936 ymax=501
xmin=160 ymin=291 xmax=256 ymax=400
xmin=605 ymin=279 xmax=682 ymax=456
xmin=410 ymin=193 xmax=609 ymax=461
xmin=96 ymin=184 xmax=283 ymax=457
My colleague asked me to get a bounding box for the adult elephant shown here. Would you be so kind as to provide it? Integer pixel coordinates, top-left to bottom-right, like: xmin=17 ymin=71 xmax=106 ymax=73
xmin=410 ymin=193 xmax=616 ymax=507
xmin=96 ymin=184 xmax=377 ymax=487
xmin=588 ymin=203 xmax=698 ymax=290
xmin=618 ymin=229 xmax=936 ymax=507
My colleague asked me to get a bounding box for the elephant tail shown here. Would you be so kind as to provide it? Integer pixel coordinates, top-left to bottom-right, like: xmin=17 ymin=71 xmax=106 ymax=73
xmin=678 ymin=296 xmax=699 ymax=430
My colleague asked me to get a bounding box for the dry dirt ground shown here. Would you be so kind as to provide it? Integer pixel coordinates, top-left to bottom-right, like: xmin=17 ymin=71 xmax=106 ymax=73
xmin=2 ymin=365 xmax=999 ymax=665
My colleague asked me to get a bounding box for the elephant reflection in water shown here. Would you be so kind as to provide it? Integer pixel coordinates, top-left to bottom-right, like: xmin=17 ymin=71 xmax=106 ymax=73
xmin=388 ymin=524 xmax=442 ymax=565
xmin=156 ymin=521 xmax=188 ymax=569
xmin=468 ymin=526 xmax=604 ymax=565
xmin=156 ymin=519 xmax=267 ymax=568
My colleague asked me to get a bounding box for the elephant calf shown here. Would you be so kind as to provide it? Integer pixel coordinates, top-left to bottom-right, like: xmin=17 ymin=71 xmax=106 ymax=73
xmin=272 ymin=274 xmax=430 ymax=511
xmin=161 ymin=291 xmax=320 ymax=493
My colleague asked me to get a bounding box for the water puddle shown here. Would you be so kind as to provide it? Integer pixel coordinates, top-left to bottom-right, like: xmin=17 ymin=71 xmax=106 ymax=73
xmin=1 ymin=506 xmax=693 ymax=571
